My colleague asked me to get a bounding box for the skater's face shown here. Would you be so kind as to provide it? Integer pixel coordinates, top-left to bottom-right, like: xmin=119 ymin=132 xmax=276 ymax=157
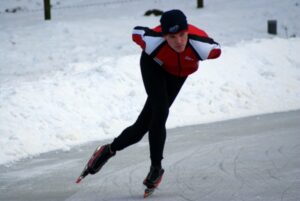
xmin=164 ymin=30 xmax=188 ymax=53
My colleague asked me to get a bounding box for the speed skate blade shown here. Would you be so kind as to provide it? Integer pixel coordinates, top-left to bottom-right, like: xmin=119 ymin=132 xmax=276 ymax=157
xmin=144 ymin=188 xmax=155 ymax=198
xmin=75 ymin=165 xmax=89 ymax=184
xmin=76 ymin=176 xmax=83 ymax=184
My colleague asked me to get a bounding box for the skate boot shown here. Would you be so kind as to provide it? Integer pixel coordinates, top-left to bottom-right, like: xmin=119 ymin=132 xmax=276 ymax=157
xmin=76 ymin=144 xmax=115 ymax=183
xmin=143 ymin=166 xmax=164 ymax=198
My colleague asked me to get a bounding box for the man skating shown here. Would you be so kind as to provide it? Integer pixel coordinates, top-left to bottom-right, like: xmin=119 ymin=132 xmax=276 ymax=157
xmin=76 ymin=9 xmax=221 ymax=197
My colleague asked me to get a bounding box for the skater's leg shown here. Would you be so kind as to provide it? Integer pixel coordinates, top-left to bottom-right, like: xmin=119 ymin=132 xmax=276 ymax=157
xmin=138 ymin=52 xmax=169 ymax=168
xmin=148 ymin=96 xmax=168 ymax=167
xmin=140 ymin=52 xmax=187 ymax=167
xmin=142 ymin=71 xmax=186 ymax=191
xmin=147 ymin=75 xmax=186 ymax=167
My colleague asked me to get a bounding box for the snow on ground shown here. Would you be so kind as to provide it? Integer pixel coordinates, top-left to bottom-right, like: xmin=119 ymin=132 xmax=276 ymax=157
xmin=0 ymin=0 xmax=300 ymax=165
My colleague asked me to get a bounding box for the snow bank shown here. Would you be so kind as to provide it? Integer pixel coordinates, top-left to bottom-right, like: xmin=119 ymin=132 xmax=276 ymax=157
xmin=1 ymin=37 xmax=300 ymax=165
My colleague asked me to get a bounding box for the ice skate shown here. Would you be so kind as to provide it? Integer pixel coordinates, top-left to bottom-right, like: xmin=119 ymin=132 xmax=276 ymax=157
xmin=76 ymin=144 xmax=115 ymax=183
xmin=143 ymin=166 xmax=164 ymax=198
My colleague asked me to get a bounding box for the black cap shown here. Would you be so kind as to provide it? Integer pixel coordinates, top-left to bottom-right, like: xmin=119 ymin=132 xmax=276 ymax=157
xmin=160 ymin=9 xmax=188 ymax=35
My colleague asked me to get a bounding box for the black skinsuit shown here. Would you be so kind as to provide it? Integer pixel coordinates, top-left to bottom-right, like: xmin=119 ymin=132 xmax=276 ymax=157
xmin=111 ymin=52 xmax=186 ymax=167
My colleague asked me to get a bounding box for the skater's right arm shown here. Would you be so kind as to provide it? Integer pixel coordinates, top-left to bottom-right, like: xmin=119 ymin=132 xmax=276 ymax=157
xmin=132 ymin=26 xmax=165 ymax=54
xmin=132 ymin=26 xmax=149 ymax=49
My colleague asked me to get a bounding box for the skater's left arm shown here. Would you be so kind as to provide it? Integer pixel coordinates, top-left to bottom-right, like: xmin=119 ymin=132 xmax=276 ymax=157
xmin=188 ymin=24 xmax=221 ymax=60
